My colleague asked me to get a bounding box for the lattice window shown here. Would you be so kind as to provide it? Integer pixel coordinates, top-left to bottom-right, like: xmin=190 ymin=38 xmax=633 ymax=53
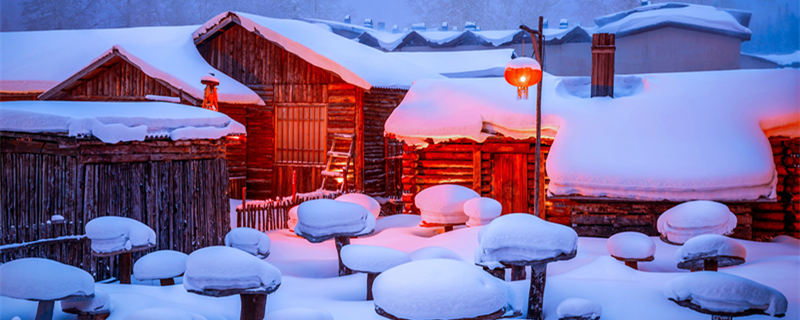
xmin=275 ymin=103 xmax=327 ymax=164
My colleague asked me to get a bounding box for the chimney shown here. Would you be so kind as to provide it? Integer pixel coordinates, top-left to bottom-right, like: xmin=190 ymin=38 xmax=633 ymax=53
xmin=344 ymin=15 xmax=351 ymax=24
xmin=591 ymin=33 xmax=616 ymax=98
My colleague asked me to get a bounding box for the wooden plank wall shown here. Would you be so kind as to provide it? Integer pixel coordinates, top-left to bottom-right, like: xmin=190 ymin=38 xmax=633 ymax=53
xmin=0 ymin=92 xmax=41 ymax=101
xmin=51 ymin=57 xmax=181 ymax=102
xmin=362 ymin=88 xmax=406 ymax=195
xmin=753 ymin=136 xmax=800 ymax=239
xmin=0 ymin=132 xmax=230 ymax=280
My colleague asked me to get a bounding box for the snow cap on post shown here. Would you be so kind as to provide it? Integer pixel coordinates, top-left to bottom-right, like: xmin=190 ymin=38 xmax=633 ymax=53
xmin=664 ymin=271 xmax=787 ymax=317
xmin=676 ymin=234 xmax=746 ymax=271
xmin=657 ymin=200 xmax=737 ymax=244
xmin=463 ymin=197 xmax=502 ymax=227
xmin=415 ymin=184 xmax=480 ymax=225
xmin=0 ymin=258 xmax=94 ymax=301
xmin=476 ymin=213 xmax=578 ymax=269
xmin=294 ymin=199 xmax=375 ymax=242
xmin=61 ymin=289 xmax=111 ymax=318
xmin=335 ymin=193 xmax=382 ymax=219
xmin=183 ymin=246 xmax=281 ymax=296
xmin=341 ymin=245 xmax=411 ymax=274
xmin=224 ymin=227 xmax=272 ymax=258
xmin=133 ymin=250 xmax=188 ymax=282
xmin=556 ymin=298 xmax=602 ymax=320
xmin=85 ymin=216 xmax=156 ymax=254
xmin=373 ymin=259 xmax=512 ymax=319
xmin=606 ymin=231 xmax=655 ymax=267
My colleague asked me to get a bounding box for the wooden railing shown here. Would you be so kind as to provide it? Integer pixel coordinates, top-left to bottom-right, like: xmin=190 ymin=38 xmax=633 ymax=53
xmin=235 ymin=192 xmax=339 ymax=232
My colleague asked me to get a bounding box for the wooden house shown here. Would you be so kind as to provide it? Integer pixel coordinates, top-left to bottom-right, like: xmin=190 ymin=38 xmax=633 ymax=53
xmin=385 ymin=68 xmax=799 ymax=240
xmin=0 ymin=100 xmax=244 ymax=279
xmin=0 ymin=26 xmax=265 ymax=198
xmin=192 ymin=11 xmax=443 ymax=199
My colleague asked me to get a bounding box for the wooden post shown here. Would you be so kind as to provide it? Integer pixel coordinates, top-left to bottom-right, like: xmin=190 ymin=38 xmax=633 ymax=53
xmin=624 ymin=260 xmax=638 ymax=270
xmin=366 ymin=273 xmax=378 ymax=300
xmin=711 ymin=315 xmax=732 ymax=320
xmin=239 ymin=293 xmax=267 ymax=320
xmin=160 ymin=278 xmax=175 ymax=286
xmin=291 ymin=169 xmax=297 ymax=202
xmin=335 ymin=236 xmax=352 ymax=276
xmin=119 ymin=252 xmax=132 ymax=284
xmin=35 ymin=300 xmax=55 ymax=320
xmin=533 ymin=16 xmax=544 ymax=219
xmin=527 ymin=264 xmax=547 ymax=320
xmin=591 ymin=33 xmax=616 ymax=98
xmin=704 ymin=257 xmax=719 ymax=272
xmin=511 ymin=265 xmax=527 ymax=281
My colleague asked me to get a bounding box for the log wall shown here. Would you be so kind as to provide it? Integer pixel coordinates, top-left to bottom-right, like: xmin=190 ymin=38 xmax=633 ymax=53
xmin=753 ymin=136 xmax=800 ymax=239
xmin=363 ymin=89 xmax=406 ymax=195
xmin=0 ymin=92 xmax=41 ymax=101
xmin=0 ymin=132 xmax=230 ymax=280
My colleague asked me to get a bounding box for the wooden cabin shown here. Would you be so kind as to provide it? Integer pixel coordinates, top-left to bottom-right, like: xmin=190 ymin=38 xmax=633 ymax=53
xmin=0 ymin=26 xmax=265 ymax=199
xmin=0 ymin=100 xmax=243 ymax=279
xmin=192 ymin=11 xmax=443 ymax=199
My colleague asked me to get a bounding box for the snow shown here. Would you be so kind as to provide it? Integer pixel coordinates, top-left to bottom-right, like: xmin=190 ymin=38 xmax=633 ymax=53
xmin=183 ymin=246 xmax=281 ymax=295
xmin=134 ymin=250 xmax=189 ymax=281
xmin=224 ymin=227 xmax=271 ymax=258
xmin=294 ymin=199 xmax=376 ymax=241
xmin=387 ymin=49 xmax=513 ymax=78
xmin=676 ymin=234 xmax=746 ymax=262
xmin=335 ymin=193 xmax=381 ymax=218
xmin=414 ymin=184 xmax=480 ymax=224
xmin=594 ymin=2 xmax=751 ymax=40
xmin=664 ymin=271 xmax=788 ymax=316
xmin=657 ymin=201 xmax=737 ymax=244
xmin=145 ymin=94 xmax=182 ymax=103
xmin=409 ymin=246 xmax=462 ymax=261
xmin=287 ymin=205 xmax=300 ymax=232
xmin=194 ymin=12 xmax=443 ymax=90
xmin=476 ymin=214 xmax=578 ymax=268
xmin=268 ymin=308 xmax=334 ymax=320
xmin=556 ymin=297 xmax=602 ymax=319
xmin=372 ymin=259 xmax=511 ymax=319
xmin=125 ymin=307 xmax=208 ymax=320
xmin=606 ymin=232 xmax=655 ymax=260
xmin=61 ymin=289 xmax=110 ymax=314
xmin=85 ymin=216 xmax=156 ymax=254
xmin=340 ymin=245 xmax=411 ymax=273
xmin=387 ymin=68 xmax=800 ymax=201
xmin=752 ymin=50 xmax=800 ymax=67
xmin=463 ymin=197 xmax=502 ymax=227
xmin=0 ymin=100 xmax=246 ymax=144
xmin=0 ymin=26 xmax=263 ymax=105
xmin=0 ymin=258 xmax=94 ymax=301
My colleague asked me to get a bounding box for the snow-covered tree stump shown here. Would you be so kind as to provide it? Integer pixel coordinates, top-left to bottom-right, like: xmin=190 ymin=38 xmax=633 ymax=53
xmin=0 ymin=258 xmax=95 ymax=320
xmin=294 ymin=199 xmax=376 ymax=276
xmin=85 ymin=216 xmax=156 ymax=284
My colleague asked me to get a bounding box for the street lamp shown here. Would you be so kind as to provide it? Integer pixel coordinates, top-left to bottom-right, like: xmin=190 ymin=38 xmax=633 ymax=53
xmin=505 ymin=17 xmax=545 ymax=220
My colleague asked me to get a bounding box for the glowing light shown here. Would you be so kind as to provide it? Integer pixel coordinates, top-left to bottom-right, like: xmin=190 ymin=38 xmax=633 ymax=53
xmin=504 ymin=57 xmax=542 ymax=99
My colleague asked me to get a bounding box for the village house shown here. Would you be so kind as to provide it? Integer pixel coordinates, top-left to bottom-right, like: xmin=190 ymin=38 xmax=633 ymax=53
xmin=192 ymin=11 xmax=442 ymax=199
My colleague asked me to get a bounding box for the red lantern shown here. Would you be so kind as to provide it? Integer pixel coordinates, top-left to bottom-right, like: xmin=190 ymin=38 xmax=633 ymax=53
xmin=504 ymin=57 xmax=542 ymax=99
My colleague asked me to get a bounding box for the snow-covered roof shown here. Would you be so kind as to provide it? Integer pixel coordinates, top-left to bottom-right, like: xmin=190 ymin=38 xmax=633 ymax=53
xmin=0 ymin=100 xmax=246 ymax=143
xmin=387 ymin=49 xmax=513 ymax=78
xmin=193 ymin=12 xmax=444 ymax=90
xmin=0 ymin=25 xmax=263 ymax=105
xmin=386 ymin=68 xmax=799 ymax=201
xmin=750 ymin=50 xmax=800 ymax=68
xmin=594 ymin=2 xmax=751 ymax=40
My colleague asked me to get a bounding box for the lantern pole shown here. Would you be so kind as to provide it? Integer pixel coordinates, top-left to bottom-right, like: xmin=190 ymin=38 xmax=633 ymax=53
xmin=520 ymin=17 xmax=545 ymax=219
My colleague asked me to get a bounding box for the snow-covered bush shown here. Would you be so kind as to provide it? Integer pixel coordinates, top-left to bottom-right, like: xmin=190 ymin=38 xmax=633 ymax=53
xmin=463 ymin=197 xmax=502 ymax=227
xmin=657 ymin=200 xmax=737 ymax=244
xmin=414 ymin=184 xmax=479 ymax=224
xmin=373 ymin=259 xmax=511 ymax=319
xmin=224 ymin=227 xmax=271 ymax=258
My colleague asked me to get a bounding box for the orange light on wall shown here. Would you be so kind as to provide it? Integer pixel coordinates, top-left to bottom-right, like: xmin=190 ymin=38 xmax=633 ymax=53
xmin=504 ymin=57 xmax=542 ymax=99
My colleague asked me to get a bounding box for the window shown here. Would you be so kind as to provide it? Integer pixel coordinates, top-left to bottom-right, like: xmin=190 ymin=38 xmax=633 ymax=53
xmin=275 ymin=103 xmax=326 ymax=164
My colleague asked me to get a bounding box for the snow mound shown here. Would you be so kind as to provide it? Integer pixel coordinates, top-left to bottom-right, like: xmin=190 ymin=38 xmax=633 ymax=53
xmin=415 ymin=184 xmax=480 ymax=224
xmin=341 ymin=245 xmax=411 ymax=273
xmin=268 ymin=308 xmax=333 ymax=320
xmin=476 ymin=214 xmax=578 ymax=269
xmin=606 ymin=232 xmax=655 ymax=260
xmin=85 ymin=216 xmax=156 ymax=254
xmin=62 ymin=289 xmax=110 ymax=314
xmin=409 ymin=246 xmax=462 ymax=261
xmin=287 ymin=205 xmax=299 ymax=232
xmin=0 ymin=258 xmax=94 ymax=301
xmin=0 ymin=101 xmax=246 ymax=144
xmin=664 ymin=271 xmax=787 ymax=316
xmin=224 ymin=227 xmax=271 ymax=258
xmin=183 ymin=246 xmax=281 ymax=295
xmin=676 ymin=234 xmax=746 ymax=262
xmin=133 ymin=250 xmax=188 ymax=281
xmin=556 ymin=298 xmax=602 ymax=320
xmin=657 ymin=201 xmax=737 ymax=244
xmin=373 ymin=259 xmax=510 ymax=319
xmin=335 ymin=193 xmax=381 ymax=218
xmin=125 ymin=307 xmax=207 ymax=320
xmin=463 ymin=197 xmax=502 ymax=227
xmin=556 ymin=75 xmax=644 ymax=98
xmin=295 ymin=199 xmax=375 ymax=242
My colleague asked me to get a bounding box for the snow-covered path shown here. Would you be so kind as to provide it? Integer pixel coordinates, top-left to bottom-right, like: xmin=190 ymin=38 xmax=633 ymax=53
xmin=2 ymin=214 xmax=798 ymax=319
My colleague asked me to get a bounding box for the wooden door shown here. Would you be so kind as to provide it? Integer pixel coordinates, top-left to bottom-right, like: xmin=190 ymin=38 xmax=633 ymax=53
xmin=491 ymin=153 xmax=529 ymax=214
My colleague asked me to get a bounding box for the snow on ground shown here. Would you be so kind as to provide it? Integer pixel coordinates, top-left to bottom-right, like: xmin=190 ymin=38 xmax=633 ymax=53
xmin=2 ymin=215 xmax=798 ymax=319
xmin=387 ymin=49 xmax=513 ymax=78
xmin=752 ymin=50 xmax=800 ymax=67
xmin=0 ymin=25 xmax=262 ymax=105
xmin=0 ymin=100 xmax=246 ymax=143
